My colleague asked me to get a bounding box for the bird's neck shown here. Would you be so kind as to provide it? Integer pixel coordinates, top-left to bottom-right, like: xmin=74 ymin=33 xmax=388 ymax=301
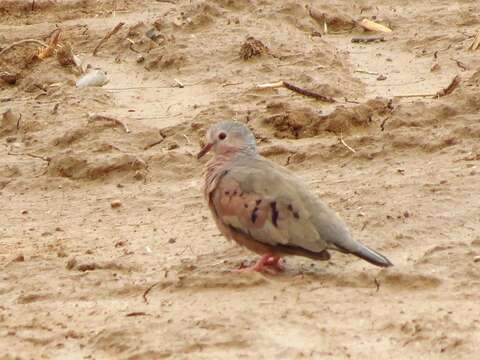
xmin=203 ymin=150 xmax=256 ymax=199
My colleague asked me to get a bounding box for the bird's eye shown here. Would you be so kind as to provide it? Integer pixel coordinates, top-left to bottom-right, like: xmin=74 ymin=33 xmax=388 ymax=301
xmin=218 ymin=132 xmax=227 ymax=140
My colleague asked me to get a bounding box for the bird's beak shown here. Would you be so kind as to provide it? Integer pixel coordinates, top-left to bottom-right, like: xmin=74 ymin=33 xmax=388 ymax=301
xmin=197 ymin=142 xmax=213 ymax=159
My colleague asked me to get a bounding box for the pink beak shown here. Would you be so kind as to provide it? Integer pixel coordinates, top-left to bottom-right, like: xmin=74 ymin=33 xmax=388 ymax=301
xmin=197 ymin=142 xmax=213 ymax=159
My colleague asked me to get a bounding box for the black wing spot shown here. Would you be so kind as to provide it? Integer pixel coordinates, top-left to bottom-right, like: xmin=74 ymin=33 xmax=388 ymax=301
xmin=270 ymin=201 xmax=279 ymax=227
xmin=256 ymin=199 xmax=262 ymax=205
xmin=232 ymin=190 xmax=238 ymax=196
xmin=293 ymin=211 xmax=300 ymax=219
xmin=251 ymin=207 xmax=259 ymax=223
xmin=244 ymin=204 xmax=248 ymax=208
xmin=287 ymin=204 xmax=293 ymax=211
xmin=224 ymin=191 xmax=230 ymax=196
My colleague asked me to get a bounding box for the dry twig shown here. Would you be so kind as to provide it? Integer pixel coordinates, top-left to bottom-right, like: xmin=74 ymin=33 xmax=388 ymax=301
xmin=7 ymin=151 xmax=51 ymax=162
xmin=450 ymin=58 xmax=467 ymax=71
xmin=359 ymin=19 xmax=392 ymax=33
xmin=467 ymin=30 xmax=480 ymax=51
xmin=339 ymin=132 xmax=356 ymax=153
xmin=0 ymin=39 xmax=48 ymax=57
xmin=394 ymin=93 xmax=435 ymax=98
xmin=38 ymin=29 xmax=61 ymax=59
xmin=395 ymin=75 xmax=461 ymax=99
xmin=351 ymin=36 xmax=385 ymax=43
xmin=354 ymin=69 xmax=379 ymax=75
xmin=88 ymin=113 xmax=130 ymax=133
xmin=144 ymin=139 xmax=164 ymax=150
xmin=173 ymin=78 xmax=184 ymax=88
xmin=93 ymin=22 xmax=125 ymax=56
xmin=222 ymin=82 xmax=242 ymax=87
xmin=435 ymin=75 xmax=461 ymax=98
xmin=142 ymin=282 xmax=159 ymax=304
xmin=256 ymin=81 xmax=335 ymax=102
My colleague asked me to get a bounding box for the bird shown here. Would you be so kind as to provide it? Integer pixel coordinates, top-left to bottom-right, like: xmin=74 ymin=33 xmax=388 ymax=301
xmin=197 ymin=121 xmax=393 ymax=274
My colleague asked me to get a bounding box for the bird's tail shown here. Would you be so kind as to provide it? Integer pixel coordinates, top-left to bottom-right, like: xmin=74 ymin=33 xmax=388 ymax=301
xmin=330 ymin=241 xmax=393 ymax=268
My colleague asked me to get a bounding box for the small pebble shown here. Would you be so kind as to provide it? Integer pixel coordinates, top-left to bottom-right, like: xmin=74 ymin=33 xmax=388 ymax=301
xmin=168 ymin=238 xmax=177 ymax=244
xmin=57 ymin=250 xmax=67 ymax=258
xmin=115 ymin=240 xmax=127 ymax=247
xmin=21 ymin=210 xmax=28 ymax=214
xmin=377 ymin=74 xmax=387 ymax=81
xmin=111 ymin=200 xmax=122 ymax=208
xmin=474 ymin=256 xmax=480 ymax=263
xmin=13 ymin=254 xmax=24 ymax=262
xmin=167 ymin=142 xmax=179 ymax=150
xmin=66 ymin=257 xmax=77 ymax=270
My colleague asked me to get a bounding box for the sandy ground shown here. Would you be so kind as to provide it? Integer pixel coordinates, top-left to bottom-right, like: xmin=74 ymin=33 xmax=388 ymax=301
xmin=1 ymin=0 xmax=480 ymax=359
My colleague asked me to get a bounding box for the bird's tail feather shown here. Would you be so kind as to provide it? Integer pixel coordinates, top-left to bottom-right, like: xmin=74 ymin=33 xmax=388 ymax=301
xmin=330 ymin=241 xmax=393 ymax=268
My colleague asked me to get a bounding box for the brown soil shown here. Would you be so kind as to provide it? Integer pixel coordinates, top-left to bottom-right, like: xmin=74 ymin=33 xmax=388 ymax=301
xmin=1 ymin=0 xmax=480 ymax=359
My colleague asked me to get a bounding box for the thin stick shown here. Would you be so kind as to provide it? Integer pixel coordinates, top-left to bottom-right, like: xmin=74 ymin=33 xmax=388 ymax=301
xmin=88 ymin=113 xmax=130 ymax=133
xmin=126 ymin=38 xmax=141 ymax=54
xmin=394 ymin=93 xmax=435 ymax=98
xmin=351 ymin=36 xmax=385 ymax=43
xmin=450 ymin=58 xmax=467 ymax=71
xmin=283 ymin=81 xmax=335 ymax=102
xmin=105 ymin=80 xmax=204 ymax=91
xmin=435 ymin=75 xmax=461 ymax=98
xmin=173 ymin=78 xmax=184 ymax=88
xmin=16 ymin=114 xmax=22 ymax=130
xmin=256 ymin=81 xmax=284 ymax=89
xmin=222 ymin=81 xmax=242 ymax=87
xmin=256 ymin=81 xmax=336 ymax=102
xmin=7 ymin=151 xmax=51 ymax=162
xmin=467 ymin=30 xmax=480 ymax=51
xmin=144 ymin=139 xmax=164 ymax=150
xmin=105 ymin=85 xmax=173 ymax=91
xmin=142 ymin=282 xmax=159 ymax=304
xmin=354 ymin=69 xmax=379 ymax=75
xmin=93 ymin=22 xmax=125 ymax=56
xmin=0 ymin=39 xmax=48 ymax=57
xmin=339 ymin=133 xmax=356 ymax=153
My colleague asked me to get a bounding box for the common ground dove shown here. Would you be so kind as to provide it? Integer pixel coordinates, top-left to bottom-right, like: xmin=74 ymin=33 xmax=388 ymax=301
xmin=198 ymin=121 xmax=393 ymax=273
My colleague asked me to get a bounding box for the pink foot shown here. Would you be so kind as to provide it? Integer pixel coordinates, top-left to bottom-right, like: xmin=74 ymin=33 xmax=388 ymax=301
xmin=233 ymin=254 xmax=284 ymax=275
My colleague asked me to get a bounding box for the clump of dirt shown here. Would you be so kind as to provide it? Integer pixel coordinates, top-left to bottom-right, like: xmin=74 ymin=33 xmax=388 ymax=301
xmin=48 ymin=153 xmax=147 ymax=180
xmin=144 ymin=48 xmax=186 ymax=71
xmin=263 ymin=98 xmax=392 ymax=138
xmin=1 ymin=109 xmax=20 ymax=135
xmin=240 ymin=37 xmax=269 ymax=60
xmin=173 ymin=1 xmax=223 ymax=30
xmin=306 ymin=4 xmax=356 ymax=32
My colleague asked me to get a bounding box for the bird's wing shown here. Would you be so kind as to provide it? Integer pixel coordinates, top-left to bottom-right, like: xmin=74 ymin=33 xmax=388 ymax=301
xmin=209 ymin=157 xmax=328 ymax=253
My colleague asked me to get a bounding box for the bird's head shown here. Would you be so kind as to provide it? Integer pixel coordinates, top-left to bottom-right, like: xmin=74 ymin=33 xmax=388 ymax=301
xmin=197 ymin=121 xmax=257 ymax=159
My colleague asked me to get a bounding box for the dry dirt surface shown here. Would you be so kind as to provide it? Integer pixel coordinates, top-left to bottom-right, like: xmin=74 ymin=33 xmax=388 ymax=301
xmin=1 ymin=0 xmax=480 ymax=359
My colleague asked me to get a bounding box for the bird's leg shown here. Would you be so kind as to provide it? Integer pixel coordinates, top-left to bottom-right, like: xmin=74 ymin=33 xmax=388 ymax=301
xmin=265 ymin=256 xmax=285 ymax=272
xmin=234 ymin=254 xmax=283 ymax=274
